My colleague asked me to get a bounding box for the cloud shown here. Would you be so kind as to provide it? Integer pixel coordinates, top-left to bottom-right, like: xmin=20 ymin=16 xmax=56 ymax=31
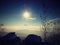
xmin=28 ymin=18 xmax=36 ymax=20
xmin=3 ymin=25 xmax=42 ymax=32
xmin=24 ymin=17 xmax=36 ymax=21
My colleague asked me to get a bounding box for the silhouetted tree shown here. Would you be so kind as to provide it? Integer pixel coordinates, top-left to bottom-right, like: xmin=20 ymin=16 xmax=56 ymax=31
xmin=23 ymin=34 xmax=42 ymax=45
xmin=0 ymin=24 xmax=4 ymax=31
xmin=0 ymin=32 xmax=22 ymax=45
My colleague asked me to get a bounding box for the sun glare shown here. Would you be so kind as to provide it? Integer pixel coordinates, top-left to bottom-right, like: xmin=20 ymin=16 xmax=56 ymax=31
xmin=23 ymin=11 xmax=30 ymax=19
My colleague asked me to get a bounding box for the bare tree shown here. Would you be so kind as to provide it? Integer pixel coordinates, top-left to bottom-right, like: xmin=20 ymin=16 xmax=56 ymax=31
xmin=40 ymin=2 xmax=48 ymax=41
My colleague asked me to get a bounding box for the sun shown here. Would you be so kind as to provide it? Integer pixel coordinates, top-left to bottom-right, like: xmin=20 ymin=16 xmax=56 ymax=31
xmin=23 ymin=11 xmax=30 ymax=19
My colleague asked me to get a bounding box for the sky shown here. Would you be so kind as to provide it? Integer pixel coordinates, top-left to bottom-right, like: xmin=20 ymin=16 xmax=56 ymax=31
xmin=0 ymin=0 xmax=60 ymax=27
